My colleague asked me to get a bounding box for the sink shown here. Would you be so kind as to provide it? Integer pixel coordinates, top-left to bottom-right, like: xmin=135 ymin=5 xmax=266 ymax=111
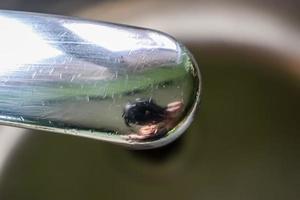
xmin=0 ymin=0 xmax=299 ymax=199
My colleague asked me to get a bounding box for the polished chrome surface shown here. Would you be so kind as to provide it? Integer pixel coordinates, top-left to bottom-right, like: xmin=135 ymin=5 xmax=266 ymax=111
xmin=0 ymin=10 xmax=201 ymax=149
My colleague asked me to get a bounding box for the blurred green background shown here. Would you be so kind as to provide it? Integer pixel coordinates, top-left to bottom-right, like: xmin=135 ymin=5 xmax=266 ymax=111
xmin=0 ymin=0 xmax=299 ymax=200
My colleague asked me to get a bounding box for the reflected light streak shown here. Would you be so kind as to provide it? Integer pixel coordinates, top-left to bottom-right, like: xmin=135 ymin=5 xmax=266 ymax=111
xmin=0 ymin=16 xmax=62 ymax=76
xmin=64 ymin=23 xmax=177 ymax=52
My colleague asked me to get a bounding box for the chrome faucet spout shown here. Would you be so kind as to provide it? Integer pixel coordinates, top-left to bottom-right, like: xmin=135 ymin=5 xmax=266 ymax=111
xmin=0 ymin=10 xmax=201 ymax=149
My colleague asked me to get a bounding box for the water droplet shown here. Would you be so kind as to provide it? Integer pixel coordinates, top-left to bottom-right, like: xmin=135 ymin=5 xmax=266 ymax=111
xmin=49 ymin=68 xmax=54 ymax=75
xmin=31 ymin=72 xmax=37 ymax=79
xmin=70 ymin=75 xmax=75 ymax=82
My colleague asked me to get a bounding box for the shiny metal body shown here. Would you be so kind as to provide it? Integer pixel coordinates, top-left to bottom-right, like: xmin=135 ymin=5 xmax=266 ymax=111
xmin=0 ymin=10 xmax=201 ymax=149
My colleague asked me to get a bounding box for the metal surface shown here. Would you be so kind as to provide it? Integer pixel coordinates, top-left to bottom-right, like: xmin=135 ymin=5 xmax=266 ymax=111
xmin=0 ymin=10 xmax=201 ymax=149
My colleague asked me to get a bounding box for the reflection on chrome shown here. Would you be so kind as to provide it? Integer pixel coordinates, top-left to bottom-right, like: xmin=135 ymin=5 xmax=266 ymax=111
xmin=122 ymin=99 xmax=183 ymax=141
xmin=0 ymin=10 xmax=201 ymax=149
xmin=64 ymin=23 xmax=177 ymax=52
xmin=0 ymin=16 xmax=62 ymax=74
